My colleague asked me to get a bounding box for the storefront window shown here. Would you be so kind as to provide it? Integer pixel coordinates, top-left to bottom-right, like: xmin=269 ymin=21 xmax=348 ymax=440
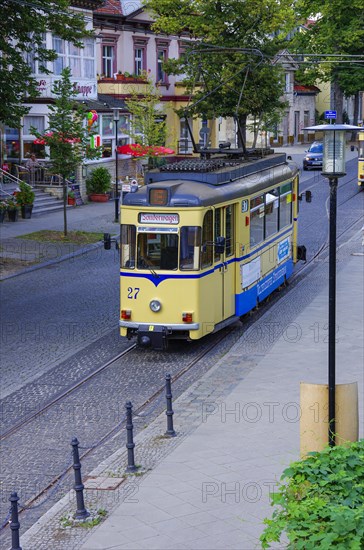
xmin=4 ymin=127 xmax=20 ymax=160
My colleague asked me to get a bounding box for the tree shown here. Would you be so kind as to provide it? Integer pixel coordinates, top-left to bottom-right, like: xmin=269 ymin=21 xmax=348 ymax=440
xmin=291 ymin=0 xmax=364 ymax=123
xmin=32 ymin=67 xmax=101 ymax=236
xmin=125 ymin=75 xmax=168 ymax=168
xmin=0 ymin=0 xmax=92 ymax=127
xmin=144 ymin=0 xmax=296 ymax=146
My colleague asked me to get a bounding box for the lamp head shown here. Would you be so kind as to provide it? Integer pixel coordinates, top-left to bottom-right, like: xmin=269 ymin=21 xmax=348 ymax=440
xmin=303 ymin=124 xmax=362 ymax=178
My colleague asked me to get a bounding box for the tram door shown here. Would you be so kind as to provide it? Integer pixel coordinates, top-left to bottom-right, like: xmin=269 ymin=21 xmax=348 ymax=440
xmin=214 ymin=205 xmax=236 ymax=321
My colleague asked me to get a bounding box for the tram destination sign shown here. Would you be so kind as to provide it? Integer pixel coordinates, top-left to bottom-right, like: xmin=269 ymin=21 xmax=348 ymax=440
xmin=139 ymin=213 xmax=179 ymax=224
xmin=325 ymin=110 xmax=337 ymax=119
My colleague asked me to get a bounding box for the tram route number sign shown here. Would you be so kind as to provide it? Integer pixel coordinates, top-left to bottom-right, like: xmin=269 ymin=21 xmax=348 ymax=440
xmin=325 ymin=110 xmax=337 ymax=120
xmin=70 ymin=184 xmax=83 ymax=206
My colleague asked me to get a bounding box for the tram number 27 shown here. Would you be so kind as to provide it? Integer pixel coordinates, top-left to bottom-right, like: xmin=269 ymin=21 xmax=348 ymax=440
xmin=127 ymin=287 xmax=140 ymax=299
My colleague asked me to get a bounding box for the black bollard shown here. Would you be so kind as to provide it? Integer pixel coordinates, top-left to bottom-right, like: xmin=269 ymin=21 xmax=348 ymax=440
xmin=165 ymin=374 xmax=176 ymax=437
xmin=9 ymin=492 xmax=21 ymax=550
xmin=71 ymin=438 xmax=90 ymax=520
xmin=125 ymin=401 xmax=137 ymax=472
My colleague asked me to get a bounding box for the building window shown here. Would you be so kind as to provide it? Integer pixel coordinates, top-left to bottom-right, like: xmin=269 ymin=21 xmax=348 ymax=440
xmin=102 ymin=45 xmax=114 ymax=78
xmin=285 ymin=73 xmax=291 ymax=93
xmin=99 ymin=34 xmax=118 ymax=77
xmin=4 ymin=127 xmax=20 ymax=160
xmin=22 ymin=116 xmax=46 ymax=159
xmin=102 ymin=114 xmax=114 ymax=137
xmin=134 ymin=48 xmax=143 ymax=75
xmin=132 ymin=37 xmax=149 ymax=77
xmin=23 ymin=116 xmax=45 ymax=135
xmin=157 ymin=50 xmax=166 ymax=82
xmin=26 ymin=33 xmax=47 ymax=75
xmin=69 ymin=43 xmax=81 ymax=78
xmin=53 ymin=37 xmax=95 ymax=79
xmin=84 ymin=38 xmax=95 ymax=79
xmin=53 ymin=37 xmax=66 ymax=75
xmin=155 ymin=39 xmax=170 ymax=84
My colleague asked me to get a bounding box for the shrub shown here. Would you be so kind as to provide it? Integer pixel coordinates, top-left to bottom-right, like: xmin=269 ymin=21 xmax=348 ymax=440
xmin=15 ymin=181 xmax=35 ymax=205
xmin=261 ymin=439 xmax=364 ymax=549
xmin=86 ymin=167 xmax=111 ymax=194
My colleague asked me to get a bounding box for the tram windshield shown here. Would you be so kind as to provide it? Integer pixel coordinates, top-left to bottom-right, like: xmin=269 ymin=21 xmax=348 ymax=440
xmin=120 ymin=225 xmax=201 ymax=270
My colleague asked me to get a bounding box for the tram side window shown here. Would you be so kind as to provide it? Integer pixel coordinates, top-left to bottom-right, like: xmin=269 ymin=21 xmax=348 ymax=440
xmin=201 ymin=210 xmax=213 ymax=268
xmin=250 ymin=195 xmax=264 ymax=247
xmin=214 ymin=208 xmax=222 ymax=262
xmin=180 ymin=227 xmax=201 ymax=270
xmin=225 ymin=205 xmax=234 ymax=256
xmin=120 ymin=225 xmax=136 ymax=268
xmin=279 ymin=182 xmax=292 ymax=229
xmin=265 ymin=189 xmax=279 ymax=238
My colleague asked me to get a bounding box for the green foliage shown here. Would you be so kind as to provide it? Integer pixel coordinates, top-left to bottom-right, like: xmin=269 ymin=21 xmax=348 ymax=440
xmin=86 ymin=167 xmax=112 ymax=194
xmin=260 ymin=439 xmax=364 ymax=549
xmin=15 ymin=181 xmax=35 ymax=206
xmin=0 ymin=0 xmax=92 ymax=127
xmin=125 ymin=74 xmax=167 ymax=149
xmin=0 ymin=199 xmax=8 ymax=211
xmin=291 ymin=1 xmax=364 ymax=108
xmin=144 ymin=0 xmax=295 ymax=130
xmin=5 ymin=198 xmax=19 ymax=211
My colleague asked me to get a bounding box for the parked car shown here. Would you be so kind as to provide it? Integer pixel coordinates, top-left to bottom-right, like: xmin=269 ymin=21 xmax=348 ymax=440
xmin=303 ymin=141 xmax=323 ymax=170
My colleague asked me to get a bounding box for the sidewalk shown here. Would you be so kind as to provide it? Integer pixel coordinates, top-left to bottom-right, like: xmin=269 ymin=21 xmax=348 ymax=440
xmin=19 ymin=231 xmax=364 ymax=550
xmin=0 ymin=200 xmax=118 ymax=279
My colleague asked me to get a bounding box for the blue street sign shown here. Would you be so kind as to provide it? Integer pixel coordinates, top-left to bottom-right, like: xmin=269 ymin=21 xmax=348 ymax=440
xmin=325 ymin=110 xmax=337 ymax=119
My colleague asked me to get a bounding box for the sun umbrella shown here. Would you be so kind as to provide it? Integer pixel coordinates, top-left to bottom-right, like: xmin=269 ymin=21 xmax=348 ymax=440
xmin=117 ymin=144 xmax=175 ymax=157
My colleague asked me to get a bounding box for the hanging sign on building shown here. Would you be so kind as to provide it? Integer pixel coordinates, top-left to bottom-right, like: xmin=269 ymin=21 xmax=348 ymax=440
xmin=90 ymin=134 xmax=101 ymax=148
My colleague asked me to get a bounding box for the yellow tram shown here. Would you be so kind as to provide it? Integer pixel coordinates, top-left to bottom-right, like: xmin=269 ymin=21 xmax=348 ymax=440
xmin=108 ymin=153 xmax=304 ymax=350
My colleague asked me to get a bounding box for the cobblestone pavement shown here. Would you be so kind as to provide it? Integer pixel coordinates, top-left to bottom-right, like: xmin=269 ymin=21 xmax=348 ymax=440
xmin=15 ymin=230 xmax=364 ymax=550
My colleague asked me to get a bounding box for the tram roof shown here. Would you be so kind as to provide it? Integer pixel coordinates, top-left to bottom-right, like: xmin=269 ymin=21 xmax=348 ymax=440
xmin=123 ymin=155 xmax=298 ymax=208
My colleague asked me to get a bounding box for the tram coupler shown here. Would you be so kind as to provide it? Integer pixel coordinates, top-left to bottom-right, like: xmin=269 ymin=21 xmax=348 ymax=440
xmin=137 ymin=326 xmax=168 ymax=351
xmin=103 ymin=233 xmax=119 ymax=250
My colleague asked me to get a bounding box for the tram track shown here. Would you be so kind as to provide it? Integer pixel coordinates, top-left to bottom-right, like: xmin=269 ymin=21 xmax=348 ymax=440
xmin=0 ymin=326 xmax=234 ymax=531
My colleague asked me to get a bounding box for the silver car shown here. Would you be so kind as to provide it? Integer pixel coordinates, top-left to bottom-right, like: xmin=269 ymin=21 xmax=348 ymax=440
xmin=303 ymin=141 xmax=323 ymax=170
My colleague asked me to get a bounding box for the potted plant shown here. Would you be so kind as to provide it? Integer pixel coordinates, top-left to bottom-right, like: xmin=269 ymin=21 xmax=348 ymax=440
xmin=86 ymin=167 xmax=111 ymax=202
xmin=0 ymin=200 xmax=7 ymax=223
xmin=15 ymin=181 xmax=35 ymax=219
xmin=67 ymin=189 xmax=76 ymax=206
xmin=6 ymin=197 xmax=19 ymax=222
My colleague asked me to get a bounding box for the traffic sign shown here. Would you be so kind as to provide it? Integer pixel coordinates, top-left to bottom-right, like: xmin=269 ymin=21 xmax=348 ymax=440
xmin=325 ymin=110 xmax=337 ymax=119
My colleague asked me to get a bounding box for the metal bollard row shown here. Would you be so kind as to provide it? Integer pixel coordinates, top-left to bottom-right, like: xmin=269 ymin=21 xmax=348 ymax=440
xmin=6 ymin=374 xmax=178 ymax=547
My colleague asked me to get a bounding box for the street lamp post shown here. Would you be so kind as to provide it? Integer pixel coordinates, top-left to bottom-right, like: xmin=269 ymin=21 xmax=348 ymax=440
xmin=113 ymin=108 xmax=120 ymax=222
xmin=303 ymin=123 xmax=362 ymax=447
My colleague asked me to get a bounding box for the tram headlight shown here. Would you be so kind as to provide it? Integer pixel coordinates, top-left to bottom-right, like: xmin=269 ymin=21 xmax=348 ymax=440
xmin=150 ymin=300 xmax=161 ymax=312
